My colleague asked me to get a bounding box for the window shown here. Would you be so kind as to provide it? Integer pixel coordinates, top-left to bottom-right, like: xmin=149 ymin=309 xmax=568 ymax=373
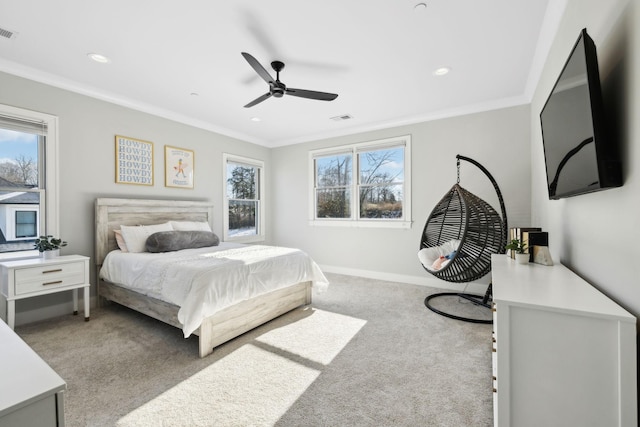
xmin=0 ymin=104 xmax=58 ymax=258
xmin=315 ymin=153 xmax=352 ymax=218
xmin=310 ymin=135 xmax=411 ymax=228
xmin=15 ymin=210 xmax=37 ymax=238
xmin=223 ymin=154 xmax=265 ymax=243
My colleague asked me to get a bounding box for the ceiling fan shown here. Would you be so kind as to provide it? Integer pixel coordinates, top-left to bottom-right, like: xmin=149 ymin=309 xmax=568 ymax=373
xmin=241 ymin=52 xmax=338 ymax=108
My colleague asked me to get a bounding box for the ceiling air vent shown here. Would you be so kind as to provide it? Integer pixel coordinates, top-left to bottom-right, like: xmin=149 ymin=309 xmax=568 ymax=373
xmin=0 ymin=27 xmax=18 ymax=40
xmin=330 ymin=114 xmax=353 ymax=122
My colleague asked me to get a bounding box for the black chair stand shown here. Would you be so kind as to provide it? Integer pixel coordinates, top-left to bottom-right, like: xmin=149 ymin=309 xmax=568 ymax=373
xmin=419 ymin=155 xmax=506 ymax=325
xmin=424 ymin=283 xmax=493 ymax=324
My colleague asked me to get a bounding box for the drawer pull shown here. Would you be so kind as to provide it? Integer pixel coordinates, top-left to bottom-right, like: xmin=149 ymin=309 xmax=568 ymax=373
xmin=43 ymin=280 xmax=63 ymax=286
xmin=43 ymin=269 xmax=63 ymax=274
xmin=493 ymin=388 xmax=497 ymax=393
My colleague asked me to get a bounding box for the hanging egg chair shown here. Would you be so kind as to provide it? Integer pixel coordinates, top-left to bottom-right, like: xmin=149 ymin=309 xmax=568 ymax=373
xmin=418 ymin=155 xmax=508 ymax=323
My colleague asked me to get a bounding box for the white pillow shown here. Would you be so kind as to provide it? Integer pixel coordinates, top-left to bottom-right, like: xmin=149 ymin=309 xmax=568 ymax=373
xmin=417 ymin=239 xmax=460 ymax=271
xmin=120 ymin=222 xmax=174 ymax=253
xmin=169 ymin=220 xmax=212 ymax=232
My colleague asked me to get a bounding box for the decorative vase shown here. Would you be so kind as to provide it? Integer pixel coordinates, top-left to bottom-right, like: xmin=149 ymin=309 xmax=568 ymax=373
xmin=515 ymin=253 xmax=529 ymax=264
xmin=42 ymin=249 xmax=60 ymax=259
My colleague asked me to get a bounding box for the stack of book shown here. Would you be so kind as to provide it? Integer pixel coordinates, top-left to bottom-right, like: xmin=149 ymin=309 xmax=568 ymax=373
xmin=508 ymin=227 xmax=548 ymax=261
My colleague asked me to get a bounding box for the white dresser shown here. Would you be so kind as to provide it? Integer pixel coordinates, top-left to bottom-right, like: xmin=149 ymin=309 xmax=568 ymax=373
xmin=0 ymin=319 xmax=66 ymax=426
xmin=491 ymin=254 xmax=637 ymax=427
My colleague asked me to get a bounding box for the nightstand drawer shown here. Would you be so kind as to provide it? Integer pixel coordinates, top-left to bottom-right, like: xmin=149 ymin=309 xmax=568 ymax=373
xmin=14 ymin=261 xmax=86 ymax=295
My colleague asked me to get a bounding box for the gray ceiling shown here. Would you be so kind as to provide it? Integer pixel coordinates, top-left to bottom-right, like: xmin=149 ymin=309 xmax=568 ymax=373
xmin=0 ymin=1 xmax=558 ymax=147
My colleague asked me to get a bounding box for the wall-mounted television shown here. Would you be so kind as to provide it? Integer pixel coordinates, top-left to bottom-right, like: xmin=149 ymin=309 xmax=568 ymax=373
xmin=540 ymin=28 xmax=622 ymax=199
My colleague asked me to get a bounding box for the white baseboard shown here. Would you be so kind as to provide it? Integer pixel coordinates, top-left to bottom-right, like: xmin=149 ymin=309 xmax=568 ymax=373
xmin=319 ymin=264 xmax=490 ymax=296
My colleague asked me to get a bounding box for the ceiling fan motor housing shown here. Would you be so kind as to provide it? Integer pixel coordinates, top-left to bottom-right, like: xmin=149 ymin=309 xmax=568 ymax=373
xmin=270 ymin=81 xmax=286 ymax=97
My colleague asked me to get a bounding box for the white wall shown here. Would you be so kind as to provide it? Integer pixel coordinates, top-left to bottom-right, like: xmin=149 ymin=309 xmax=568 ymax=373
xmin=530 ymin=0 xmax=640 ymax=317
xmin=272 ymin=105 xmax=531 ymax=291
xmin=0 ymin=71 xmax=272 ymax=325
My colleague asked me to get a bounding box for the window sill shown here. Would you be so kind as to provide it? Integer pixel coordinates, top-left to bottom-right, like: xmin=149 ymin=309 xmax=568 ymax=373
xmin=308 ymin=220 xmax=412 ymax=229
xmin=0 ymin=250 xmax=41 ymax=262
xmin=224 ymin=235 xmax=266 ymax=244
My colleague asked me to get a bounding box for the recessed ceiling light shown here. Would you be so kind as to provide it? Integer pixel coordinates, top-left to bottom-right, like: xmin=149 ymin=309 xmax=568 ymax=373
xmin=433 ymin=67 xmax=451 ymax=76
xmin=87 ymin=53 xmax=111 ymax=64
xmin=190 ymin=92 xmax=199 ymax=97
xmin=414 ymin=3 xmax=427 ymax=10
xmin=250 ymin=117 xmax=261 ymax=122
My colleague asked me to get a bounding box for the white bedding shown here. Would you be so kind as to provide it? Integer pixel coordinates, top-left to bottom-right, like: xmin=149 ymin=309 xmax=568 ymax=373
xmin=99 ymin=242 xmax=329 ymax=337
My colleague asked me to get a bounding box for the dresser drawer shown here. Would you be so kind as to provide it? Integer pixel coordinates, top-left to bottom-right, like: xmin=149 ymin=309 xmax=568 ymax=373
xmin=14 ymin=261 xmax=86 ymax=295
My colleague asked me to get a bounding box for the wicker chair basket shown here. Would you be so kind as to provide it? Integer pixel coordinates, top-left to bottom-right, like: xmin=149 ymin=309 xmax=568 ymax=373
xmin=420 ymin=184 xmax=504 ymax=282
xmin=419 ymin=155 xmax=507 ymax=283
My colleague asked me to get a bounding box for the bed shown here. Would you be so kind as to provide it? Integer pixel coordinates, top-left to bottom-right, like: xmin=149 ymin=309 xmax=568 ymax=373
xmin=95 ymin=198 xmax=328 ymax=357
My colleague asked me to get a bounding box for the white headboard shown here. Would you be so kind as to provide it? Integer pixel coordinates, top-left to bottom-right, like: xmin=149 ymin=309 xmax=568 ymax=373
xmin=95 ymin=198 xmax=214 ymax=266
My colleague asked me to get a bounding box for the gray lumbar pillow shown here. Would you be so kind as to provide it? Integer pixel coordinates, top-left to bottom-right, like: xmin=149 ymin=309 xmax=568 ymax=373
xmin=146 ymin=230 xmax=220 ymax=253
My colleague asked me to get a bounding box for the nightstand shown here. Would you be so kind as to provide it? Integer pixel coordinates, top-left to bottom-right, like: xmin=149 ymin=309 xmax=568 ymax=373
xmin=0 ymin=255 xmax=90 ymax=329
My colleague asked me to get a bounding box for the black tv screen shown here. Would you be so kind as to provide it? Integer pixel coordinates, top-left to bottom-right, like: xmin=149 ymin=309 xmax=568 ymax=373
xmin=540 ymin=28 xmax=621 ymax=199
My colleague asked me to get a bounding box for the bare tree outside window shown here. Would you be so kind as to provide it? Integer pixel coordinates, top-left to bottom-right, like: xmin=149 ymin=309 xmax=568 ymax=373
xmin=0 ymin=154 xmax=37 ymax=187
xmin=0 ymin=128 xmax=42 ymax=251
xmin=226 ymin=163 xmax=259 ymax=237
xmin=315 ymin=154 xmax=352 ymax=218
xmin=0 ymin=130 xmax=39 ymax=189
xmin=314 ymin=145 xmax=405 ymax=220
xmin=358 ymin=148 xmax=404 ymax=218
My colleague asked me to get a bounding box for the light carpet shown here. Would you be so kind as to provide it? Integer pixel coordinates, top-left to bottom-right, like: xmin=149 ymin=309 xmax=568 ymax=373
xmin=17 ymin=273 xmax=493 ymax=427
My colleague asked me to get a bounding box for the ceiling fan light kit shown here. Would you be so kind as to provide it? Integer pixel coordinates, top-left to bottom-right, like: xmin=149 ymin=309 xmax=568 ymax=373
xmin=241 ymin=52 xmax=338 ymax=108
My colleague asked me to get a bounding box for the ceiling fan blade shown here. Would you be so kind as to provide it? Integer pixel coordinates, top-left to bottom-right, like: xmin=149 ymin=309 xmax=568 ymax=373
xmin=244 ymin=92 xmax=272 ymax=108
xmin=285 ymin=88 xmax=338 ymax=101
xmin=241 ymin=52 xmax=274 ymax=84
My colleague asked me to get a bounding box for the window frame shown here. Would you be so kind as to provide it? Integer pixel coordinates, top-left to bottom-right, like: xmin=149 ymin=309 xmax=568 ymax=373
xmin=222 ymin=153 xmax=265 ymax=243
xmin=309 ymin=135 xmax=411 ymax=229
xmin=12 ymin=207 xmax=39 ymax=239
xmin=0 ymin=104 xmax=59 ymax=260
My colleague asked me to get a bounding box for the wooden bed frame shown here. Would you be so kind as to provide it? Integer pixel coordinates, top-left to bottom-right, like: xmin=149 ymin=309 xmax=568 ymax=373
xmin=95 ymin=198 xmax=312 ymax=357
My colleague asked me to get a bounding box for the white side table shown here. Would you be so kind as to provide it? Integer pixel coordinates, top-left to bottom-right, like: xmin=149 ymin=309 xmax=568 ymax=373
xmin=0 ymin=255 xmax=90 ymax=329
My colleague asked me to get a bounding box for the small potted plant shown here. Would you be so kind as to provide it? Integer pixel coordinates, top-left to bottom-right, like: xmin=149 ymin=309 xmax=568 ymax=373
xmin=34 ymin=235 xmax=68 ymax=259
xmin=505 ymin=238 xmax=529 ymax=264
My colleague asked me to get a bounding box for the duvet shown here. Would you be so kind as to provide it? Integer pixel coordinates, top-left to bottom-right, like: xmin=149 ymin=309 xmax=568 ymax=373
xmin=100 ymin=243 xmax=329 ymax=337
